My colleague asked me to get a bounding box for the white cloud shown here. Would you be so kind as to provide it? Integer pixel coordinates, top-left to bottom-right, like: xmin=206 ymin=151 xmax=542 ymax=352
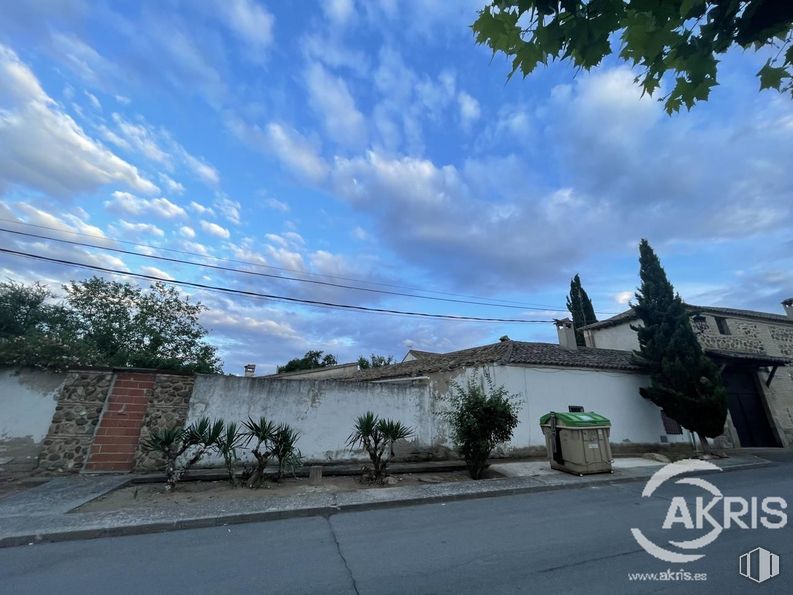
xmin=0 ymin=45 xmax=158 ymax=197
xmin=323 ymin=0 xmax=356 ymax=26
xmin=229 ymin=118 xmax=329 ymax=183
xmin=213 ymin=0 xmax=275 ymax=51
xmin=159 ymin=173 xmax=185 ymax=195
xmin=105 ymin=191 xmax=187 ymax=219
xmin=264 ymin=197 xmax=289 ymax=212
xmin=200 ymin=220 xmax=231 ymax=239
xmin=457 ymin=91 xmax=480 ymax=128
xmin=189 ymin=201 xmax=215 ymax=216
xmin=140 ymin=265 xmax=174 ymax=280
xmin=84 ymin=90 xmax=101 ymax=110
xmin=214 ymin=195 xmax=241 ymax=225
xmin=614 ymin=291 xmax=633 ymax=305
xmin=182 ymin=152 xmax=220 ymax=186
xmin=179 ymin=225 xmax=196 ymax=239
xmin=304 ymin=62 xmax=367 ymax=149
xmin=115 ymin=220 xmax=165 ymax=238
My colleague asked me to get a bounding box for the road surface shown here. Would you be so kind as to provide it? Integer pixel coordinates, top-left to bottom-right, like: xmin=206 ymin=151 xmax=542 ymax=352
xmin=2 ymin=455 xmax=791 ymax=594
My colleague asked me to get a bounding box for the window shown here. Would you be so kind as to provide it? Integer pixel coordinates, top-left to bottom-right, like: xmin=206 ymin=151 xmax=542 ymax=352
xmin=661 ymin=410 xmax=682 ymax=435
xmin=715 ymin=316 xmax=731 ymax=335
xmin=568 ymin=405 xmax=585 ymax=413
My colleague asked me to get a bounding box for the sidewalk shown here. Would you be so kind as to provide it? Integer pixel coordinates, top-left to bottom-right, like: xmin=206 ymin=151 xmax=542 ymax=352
xmin=0 ymin=454 xmax=773 ymax=548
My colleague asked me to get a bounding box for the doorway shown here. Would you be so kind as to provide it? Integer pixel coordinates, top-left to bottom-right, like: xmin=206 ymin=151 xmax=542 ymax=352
xmin=722 ymin=366 xmax=780 ymax=447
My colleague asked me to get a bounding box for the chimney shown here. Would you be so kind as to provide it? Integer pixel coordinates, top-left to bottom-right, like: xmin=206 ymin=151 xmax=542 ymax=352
xmin=244 ymin=364 xmax=256 ymax=377
xmin=783 ymin=298 xmax=793 ymax=320
xmin=555 ymin=318 xmax=577 ymax=349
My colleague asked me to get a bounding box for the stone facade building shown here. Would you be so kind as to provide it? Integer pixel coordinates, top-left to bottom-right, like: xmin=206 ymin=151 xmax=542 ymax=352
xmin=581 ymin=300 xmax=793 ymax=448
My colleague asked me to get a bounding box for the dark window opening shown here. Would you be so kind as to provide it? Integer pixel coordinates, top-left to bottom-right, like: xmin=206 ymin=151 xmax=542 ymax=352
xmin=568 ymin=405 xmax=585 ymax=413
xmin=715 ymin=316 xmax=731 ymax=335
xmin=661 ymin=410 xmax=683 ymax=434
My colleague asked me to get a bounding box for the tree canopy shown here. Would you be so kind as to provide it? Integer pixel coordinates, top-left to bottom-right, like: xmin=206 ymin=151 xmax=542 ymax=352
xmin=0 ymin=277 xmax=221 ymax=373
xmin=631 ymin=240 xmax=727 ymax=444
xmin=566 ymin=274 xmax=597 ymax=347
xmin=357 ymin=354 xmax=394 ymax=370
xmin=473 ymin=1 xmax=793 ymax=113
xmin=277 ymin=350 xmax=338 ymax=374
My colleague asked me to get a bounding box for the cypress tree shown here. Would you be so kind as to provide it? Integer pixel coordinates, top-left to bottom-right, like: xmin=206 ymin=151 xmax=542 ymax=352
xmin=566 ymin=274 xmax=598 ymax=347
xmin=632 ymin=240 xmax=727 ymax=451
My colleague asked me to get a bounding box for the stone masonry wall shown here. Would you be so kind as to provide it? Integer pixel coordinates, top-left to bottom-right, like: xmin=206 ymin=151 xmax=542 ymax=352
xmin=134 ymin=373 xmax=195 ymax=471
xmin=37 ymin=371 xmax=113 ymax=473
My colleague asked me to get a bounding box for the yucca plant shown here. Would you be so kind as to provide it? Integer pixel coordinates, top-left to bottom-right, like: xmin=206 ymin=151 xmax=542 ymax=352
xmin=242 ymin=416 xmax=276 ymax=488
xmin=217 ymin=421 xmax=244 ymax=487
xmin=347 ymin=412 xmax=413 ymax=483
xmin=271 ymin=423 xmax=303 ymax=481
xmin=142 ymin=416 xmax=224 ymax=491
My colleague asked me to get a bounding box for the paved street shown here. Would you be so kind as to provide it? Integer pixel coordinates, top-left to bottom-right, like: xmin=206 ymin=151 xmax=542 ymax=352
xmin=1 ymin=458 xmax=791 ymax=594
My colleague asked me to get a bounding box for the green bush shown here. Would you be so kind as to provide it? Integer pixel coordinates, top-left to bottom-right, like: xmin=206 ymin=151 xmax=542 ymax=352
xmin=445 ymin=371 xmax=520 ymax=479
xmin=347 ymin=412 xmax=412 ymax=482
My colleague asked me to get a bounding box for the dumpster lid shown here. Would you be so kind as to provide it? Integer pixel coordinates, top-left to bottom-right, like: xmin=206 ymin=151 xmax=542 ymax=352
xmin=539 ymin=411 xmax=611 ymax=427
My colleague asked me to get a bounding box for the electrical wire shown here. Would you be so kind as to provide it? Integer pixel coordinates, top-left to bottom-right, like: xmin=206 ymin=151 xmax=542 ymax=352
xmin=0 ymin=227 xmax=559 ymax=312
xmin=0 ymin=247 xmax=555 ymax=324
xmin=0 ymin=218 xmax=558 ymax=309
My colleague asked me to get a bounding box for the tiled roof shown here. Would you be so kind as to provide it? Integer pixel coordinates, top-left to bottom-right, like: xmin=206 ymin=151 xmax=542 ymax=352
xmin=404 ymin=349 xmax=440 ymax=360
xmin=581 ymin=303 xmax=793 ymax=331
xmin=350 ymin=340 xmax=641 ymax=381
xmin=705 ymin=349 xmax=792 ymax=366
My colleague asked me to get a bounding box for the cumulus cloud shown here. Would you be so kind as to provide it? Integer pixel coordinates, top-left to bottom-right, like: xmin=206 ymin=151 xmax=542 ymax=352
xmin=457 ymin=91 xmax=480 ymax=128
xmin=304 ymin=62 xmax=367 ymax=149
xmin=214 ymin=195 xmax=241 ymax=225
xmin=229 ymin=118 xmax=329 ymax=183
xmin=179 ymin=225 xmax=196 ymax=239
xmin=105 ymin=191 xmax=187 ymax=219
xmin=0 ymin=45 xmax=158 ymax=198
xmin=264 ymin=197 xmax=289 ymax=212
xmin=140 ymin=265 xmax=174 ymax=280
xmin=200 ymin=220 xmax=231 ymax=239
xmin=189 ymin=201 xmax=215 ymax=216
xmin=114 ymin=220 xmax=165 ymax=238
xmin=212 ymin=0 xmax=275 ymax=52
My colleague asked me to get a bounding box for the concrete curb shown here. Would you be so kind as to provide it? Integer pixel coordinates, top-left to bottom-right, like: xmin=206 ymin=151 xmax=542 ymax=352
xmin=0 ymin=457 xmax=774 ymax=548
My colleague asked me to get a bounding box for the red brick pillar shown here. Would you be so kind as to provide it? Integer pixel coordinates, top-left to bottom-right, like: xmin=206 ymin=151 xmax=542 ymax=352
xmin=84 ymin=372 xmax=155 ymax=472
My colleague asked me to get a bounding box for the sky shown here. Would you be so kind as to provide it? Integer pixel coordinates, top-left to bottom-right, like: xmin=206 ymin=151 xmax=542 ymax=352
xmin=1 ymin=1 xmax=792 ymax=374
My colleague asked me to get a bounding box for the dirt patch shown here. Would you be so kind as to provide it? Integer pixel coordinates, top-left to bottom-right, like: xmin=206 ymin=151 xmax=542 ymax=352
xmin=74 ymin=470 xmax=485 ymax=513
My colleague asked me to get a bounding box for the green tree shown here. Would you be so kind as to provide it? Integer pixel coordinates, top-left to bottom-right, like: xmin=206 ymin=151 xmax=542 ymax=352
xmin=0 ymin=281 xmax=87 ymax=368
xmin=277 ymin=350 xmax=337 ymax=373
xmin=566 ymin=274 xmax=598 ymax=347
xmin=357 ymin=354 xmax=394 ymax=370
xmin=65 ymin=277 xmax=221 ymax=373
xmin=631 ymin=239 xmax=727 ymax=450
xmin=472 ymin=1 xmax=793 ymax=113
xmin=445 ymin=371 xmax=520 ymax=479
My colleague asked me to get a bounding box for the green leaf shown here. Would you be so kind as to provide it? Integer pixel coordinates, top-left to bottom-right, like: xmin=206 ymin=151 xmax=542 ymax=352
xmin=758 ymin=62 xmax=788 ymax=91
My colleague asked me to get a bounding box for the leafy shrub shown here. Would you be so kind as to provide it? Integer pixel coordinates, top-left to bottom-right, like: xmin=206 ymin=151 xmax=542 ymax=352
xmin=142 ymin=416 xmax=224 ymax=491
xmin=347 ymin=412 xmax=412 ymax=483
xmin=242 ymin=416 xmax=277 ymax=488
xmin=217 ymin=422 xmax=244 ymax=487
xmin=445 ymin=371 xmax=520 ymax=479
xmin=271 ymin=423 xmax=303 ymax=481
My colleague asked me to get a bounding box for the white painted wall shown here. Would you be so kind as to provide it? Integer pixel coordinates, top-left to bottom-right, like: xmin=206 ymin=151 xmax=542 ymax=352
xmin=0 ymin=368 xmax=64 ymax=444
xmin=186 ymin=375 xmax=433 ymax=464
xmin=476 ymin=364 xmax=691 ymax=447
xmin=185 ymin=364 xmax=688 ymax=465
xmin=585 ymin=322 xmax=640 ymax=351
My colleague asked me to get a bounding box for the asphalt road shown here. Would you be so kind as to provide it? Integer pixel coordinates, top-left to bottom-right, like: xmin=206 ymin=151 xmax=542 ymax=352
xmin=1 ymin=459 xmax=791 ymax=594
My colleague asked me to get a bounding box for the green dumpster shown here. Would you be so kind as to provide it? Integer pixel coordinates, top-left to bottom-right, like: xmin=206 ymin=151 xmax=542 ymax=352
xmin=539 ymin=411 xmax=613 ymax=475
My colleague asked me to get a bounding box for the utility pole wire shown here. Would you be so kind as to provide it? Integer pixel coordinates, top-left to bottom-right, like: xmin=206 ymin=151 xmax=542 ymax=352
xmin=0 ymin=247 xmax=554 ymax=324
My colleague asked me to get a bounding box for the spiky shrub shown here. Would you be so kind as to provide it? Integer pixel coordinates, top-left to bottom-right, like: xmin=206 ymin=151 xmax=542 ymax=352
xmin=142 ymin=416 xmax=224 ymax=491
xmin=242 ymin=416 xmax=276 ymax=488
xmin=445 ymin=371 xmax=520 ymax=479
xmin=217 ymin=422 xmax=244 ymax=487
xmin=347 ymin=412 xmax=413 ymax=483
xmin=271 ymin=423 xmax=303 ymax=481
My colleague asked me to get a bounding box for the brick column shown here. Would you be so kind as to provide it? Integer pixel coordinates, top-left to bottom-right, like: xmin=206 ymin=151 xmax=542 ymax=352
xmin=84 ymin=372 xmax=155 ymax=472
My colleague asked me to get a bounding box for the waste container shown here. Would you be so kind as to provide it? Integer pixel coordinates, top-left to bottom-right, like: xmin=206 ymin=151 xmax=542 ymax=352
xmin=539 ymin=411 xmax=612 ymax=475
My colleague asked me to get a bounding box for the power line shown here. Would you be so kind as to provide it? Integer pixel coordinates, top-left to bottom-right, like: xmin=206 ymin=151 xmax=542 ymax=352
xmin=0 ymin=218 xmax=556 ymax=309
xmin=0 ymin=247 xmax=554 ymax=324
xmin=0 ymin=227 xmax=559 ymax=312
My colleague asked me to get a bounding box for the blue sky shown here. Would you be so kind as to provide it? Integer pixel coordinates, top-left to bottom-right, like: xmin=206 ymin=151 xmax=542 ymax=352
xmin=1 ymin=1 xmax=792 ymax=374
